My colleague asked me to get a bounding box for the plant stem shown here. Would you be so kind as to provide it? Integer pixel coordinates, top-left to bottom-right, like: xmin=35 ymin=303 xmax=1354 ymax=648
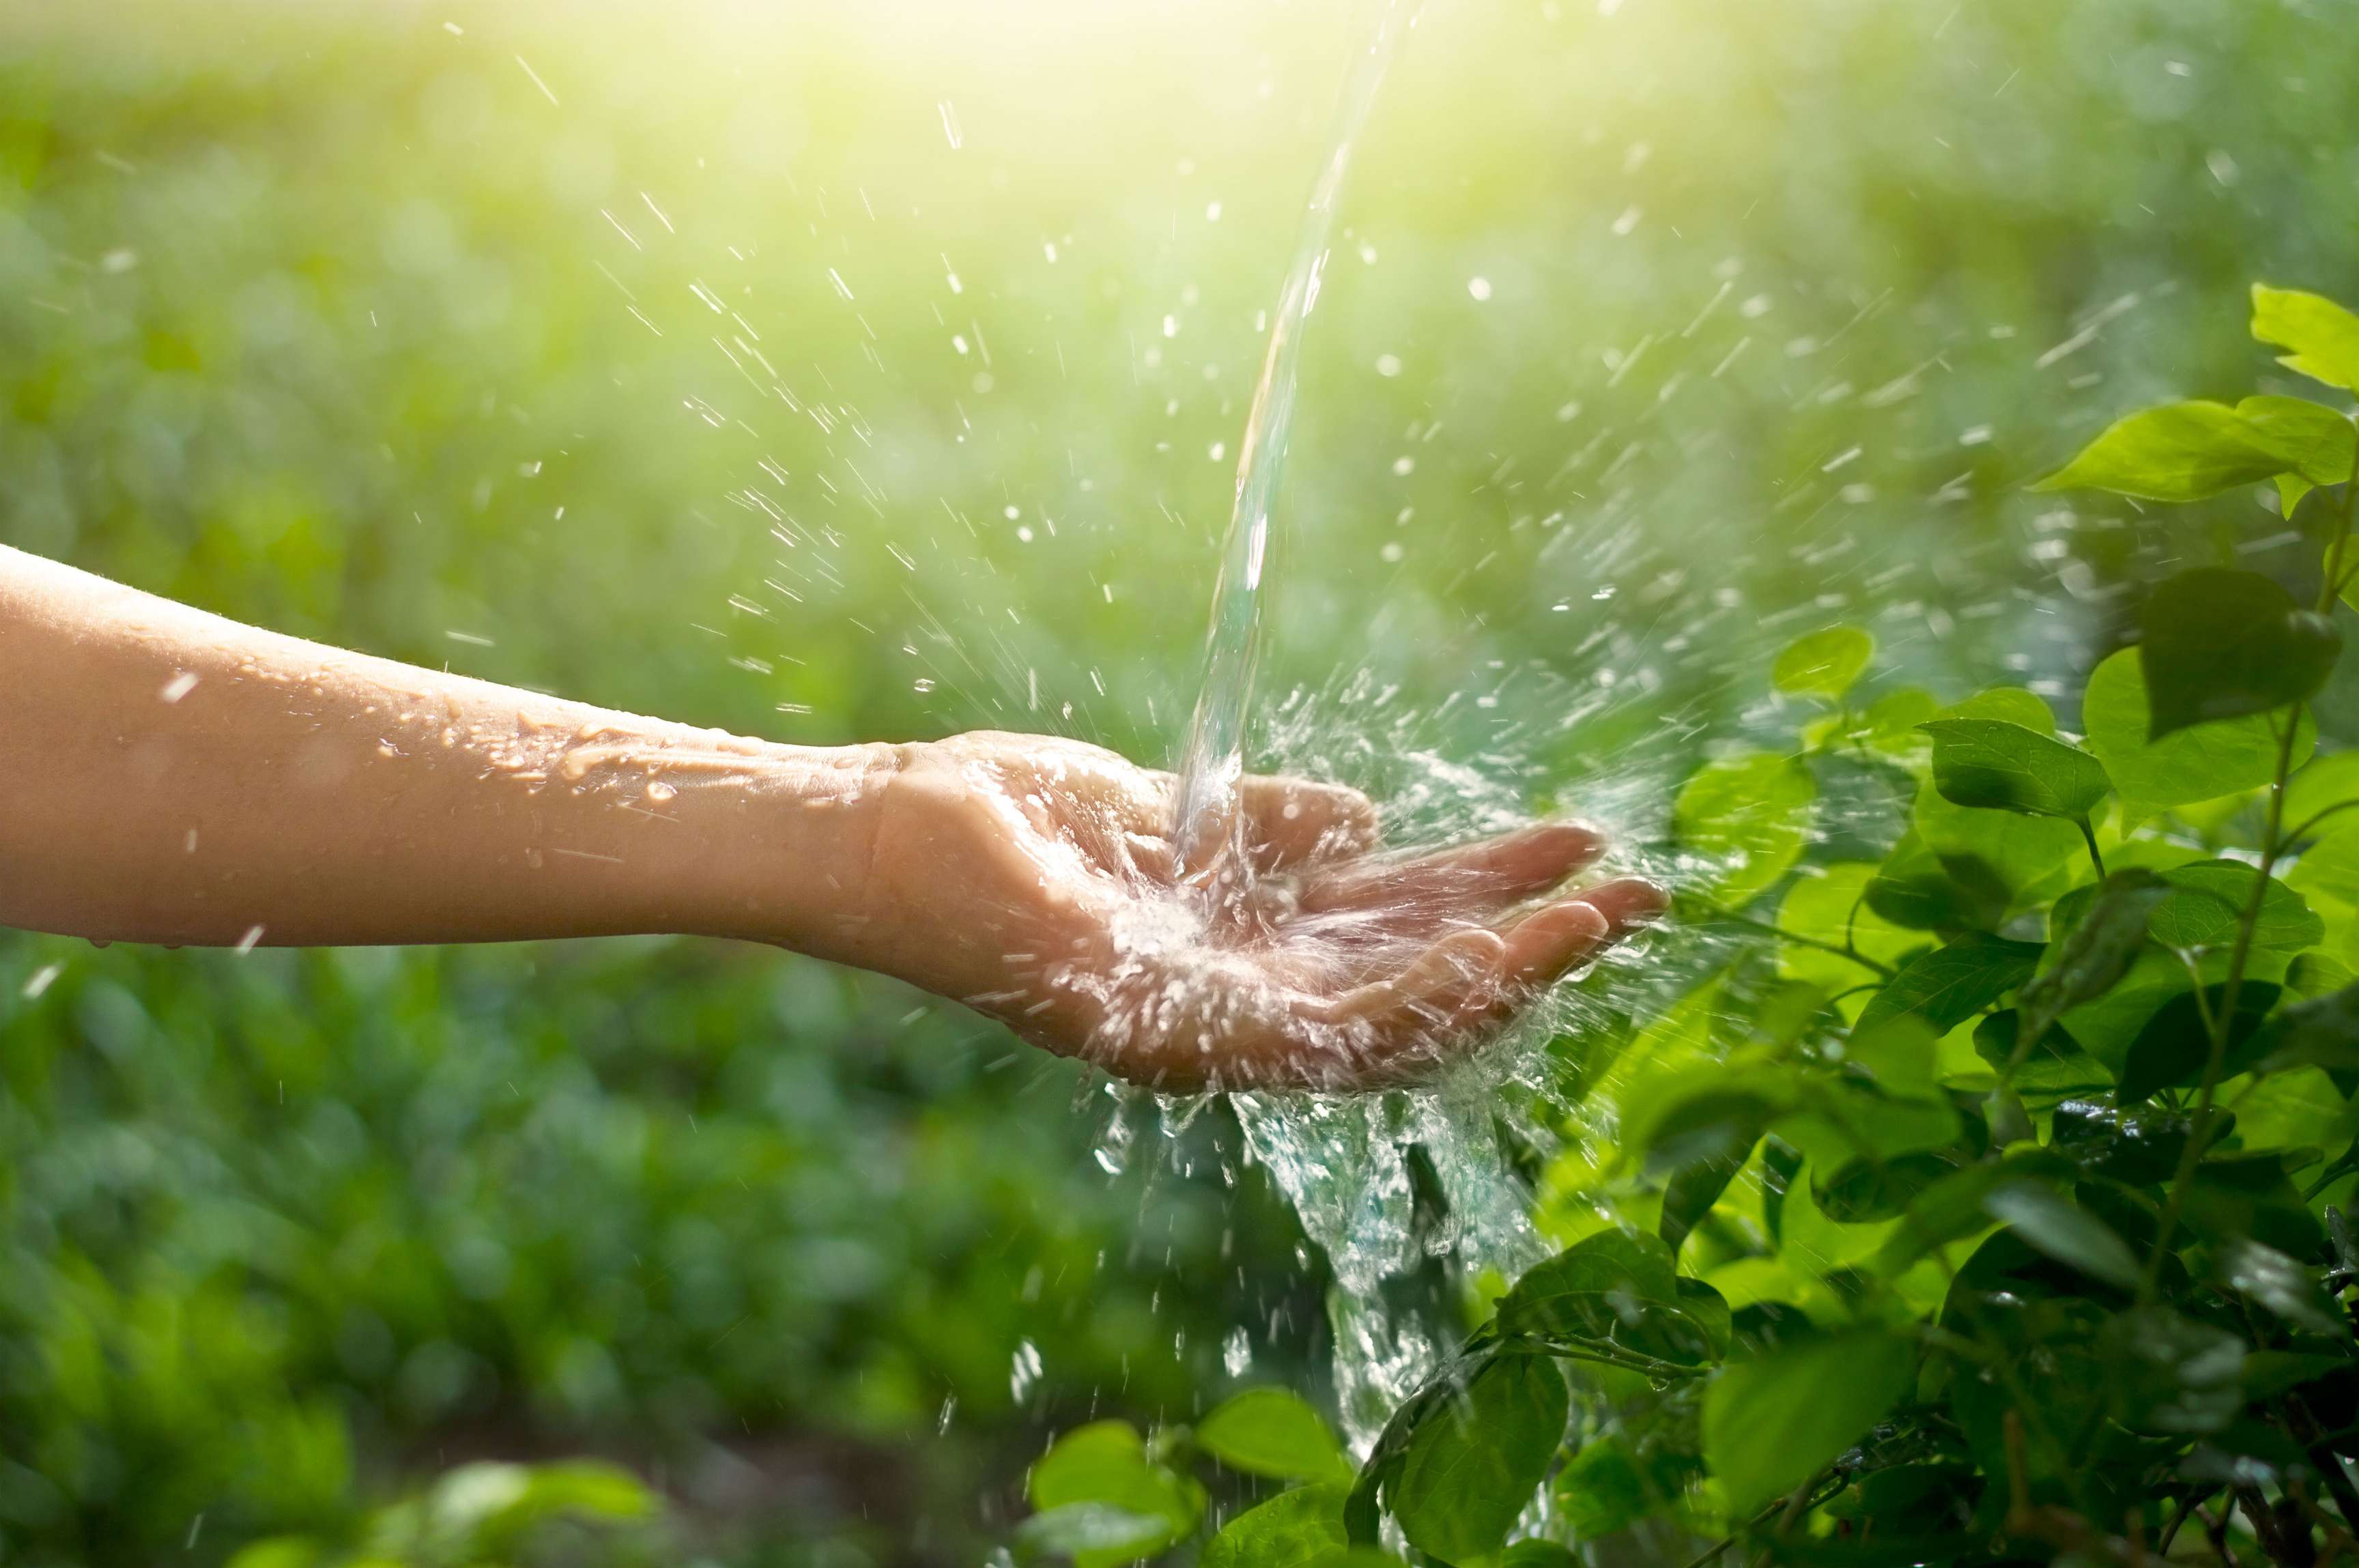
xmin=2286 ymin=797 xmax=2359 ymax=846
xmin=2324 ymin=477 xmax=2359 ymax=618
xmin=2077 ymin=815 xmax=2106 ymax=878
xmin=2143 ymin=700 xmax=2304 ymax=1297
xmin=2285 ymin=1395 xmax=2359 ymax=1535
xmin=1683 ymin=897 xmax=1897 ymax=980
xmin=2156 ymin=1492 xmax=2202 ymax=1555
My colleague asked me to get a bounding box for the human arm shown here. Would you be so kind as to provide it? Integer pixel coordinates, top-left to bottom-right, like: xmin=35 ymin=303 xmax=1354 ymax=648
xmin=0 ymin=545 xmax=1661 ymax=1089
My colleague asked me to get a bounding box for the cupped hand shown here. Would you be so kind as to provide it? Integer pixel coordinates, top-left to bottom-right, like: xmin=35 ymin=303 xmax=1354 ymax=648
xmin=831 ymin=732 xmax=1663 ymax=1092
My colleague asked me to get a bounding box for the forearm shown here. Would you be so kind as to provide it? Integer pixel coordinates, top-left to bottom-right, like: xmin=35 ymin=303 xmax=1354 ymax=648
xmin=0 ymin=545 xmax=889 ymax=950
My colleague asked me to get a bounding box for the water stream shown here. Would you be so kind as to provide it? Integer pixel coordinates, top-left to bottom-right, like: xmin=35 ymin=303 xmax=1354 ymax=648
xmin=1146 ymin=0 xmax=1600 ymax=1452
xmin=1167 ymin=0 xmax=1414 ymax=882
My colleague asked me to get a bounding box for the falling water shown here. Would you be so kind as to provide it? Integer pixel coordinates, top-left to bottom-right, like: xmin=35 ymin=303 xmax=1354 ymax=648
xmin=1148 ymin=0 xmax=1579 ymax=1456
xmin=1168 ymin=0 xmax=1414 ymax=881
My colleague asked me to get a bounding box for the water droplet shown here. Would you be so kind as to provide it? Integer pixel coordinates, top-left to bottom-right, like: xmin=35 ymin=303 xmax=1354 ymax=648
xmin=1466 ymin=276 xmax=1492 ymax=302
xmin=1010 ymin=1341 xmax=1042 ymax=1402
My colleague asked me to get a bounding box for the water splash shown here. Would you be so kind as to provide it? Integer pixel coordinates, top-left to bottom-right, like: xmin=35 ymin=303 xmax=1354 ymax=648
xmin=1169 ymin=0 xmax=1414 ymax=882
xmin=1231 ymin=1082 xmax=1554 ymax=1446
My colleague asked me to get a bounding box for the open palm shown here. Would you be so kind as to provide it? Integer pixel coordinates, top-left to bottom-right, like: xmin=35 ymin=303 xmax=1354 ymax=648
xmin=838 ymin=733 xmax=1662 ymax=1091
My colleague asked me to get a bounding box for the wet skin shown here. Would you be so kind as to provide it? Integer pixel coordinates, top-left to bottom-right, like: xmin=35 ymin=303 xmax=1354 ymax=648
xmin=0 ymin=544 xmax=1661 ymax=1092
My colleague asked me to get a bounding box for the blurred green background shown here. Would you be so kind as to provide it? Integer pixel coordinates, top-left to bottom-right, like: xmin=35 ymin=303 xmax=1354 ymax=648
xmin=2 ymin=0 xmax=2356 ymax=1560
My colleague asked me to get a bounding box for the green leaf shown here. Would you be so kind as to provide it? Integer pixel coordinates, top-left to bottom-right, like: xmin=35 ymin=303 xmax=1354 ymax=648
xmin=1196 ymin=1389 xmax=1352 ymax=1483
xmin=2253 ymin=979 xmax=2359 ymax=1074
xmin=2115 ymin=982 xmax=2283 ymax=1104
xmin=1862 ymin=687 xmax=1942 ymax=759
xmin=1702 ymin=1330 xmax=1915 ymax=1519
xmin=2102 ymin=1306 xmax=2246 ymax=1436
xmin=1940 ymin=687 xmax=2061 ymax=732
xmin=1872 ymin=1150 xmax=2082 ymax=1274
xmin=1853 ymin=933 xmax=2044 ymax=1035
xmin=1774 ymin=626 xmax=1875 ymax=700
xmin=2253 ymin=283 xmax=2359 ymax=391
xmin=1345 ymin=1375 xmax=1459 ymax=1547
xmin=1846 ymin=1014 xmax=1943 ymax=1100
xmin=1675 ymin=751 xmax=1818 ymax=904
xmin=2141 ymin=569 xmax=2342 ymax=740
xmin=1913 ymin=775 xmax=2083 ymax=906
xmin=1777 ymin=863 xmax=1919 ymax=993
xmin=1028 ymin=1422 xmax=1205 ymax=1567
xmin=2218 ymin=1238 xmax=2346 ymax=1336
xmin=1552 ymin=1440 xmax=1655 ymax=1541
xmin=2188 ymin=1154 xmax=2324 ymax=1257
xmin=2236 ymin=395 xmax=2356 ymax=485
xmin=2032 ymin=400 xmax=2297 ymax=500
xmin=1200 ymin=1483 xmax=1351 ymax=1568
xmin=2050 ymin=1101 xmax=2192 ymax=1184
xmin=1392 ymin=1355 xmax=1569 ymax=1563
xmin=224 ymin=1543 xmax=325 ymax=1568
xmin=1865 ymin=832 xmax=2009 ymax=932
xmin=2149 ymin=861 xmax=2324 ymax=952
xmin=1976 ymin=1012 xmax=2113 ymax=1103
xmin=1981 ymin=1180 xmax=2142 ymax=1290
xmin=1812 ymin=1150 xmax=1958 ymax=1224
xmin=1661 ymin=1147 xmax=1747 ymax=1255
xmin=1919 ymin=719 xmax=2111 ymax=821
xmin=1500 ymin=1544 xmax=1579 ymax=1567
xmin=2287 ymin=750 xmax=2359 ymax=839
xmin=1625 ymin=1068 xmax=1788 ymax=1175
xmin=1017 ymin=1504 xmax=1177 ymax=1565
xmin=2082 ymin=648 xmax=2314 ymax=830
xmin=2015 ymin=869 xmax=2170 ymax=1050
xmin=1494 ymin=1228 xmax=1724 ymax=1365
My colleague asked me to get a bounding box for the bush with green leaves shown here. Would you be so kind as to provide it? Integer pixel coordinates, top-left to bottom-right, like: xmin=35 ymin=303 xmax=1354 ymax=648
xmin=228 ymin=1460 xmax=657 ymax=1568
xmin=1013 ymin=284 xmax=2359 ymax=1565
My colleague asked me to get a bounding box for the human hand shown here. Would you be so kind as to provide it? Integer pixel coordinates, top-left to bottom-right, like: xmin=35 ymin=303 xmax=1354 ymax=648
xmin=820 ymin=732 xmax=1663 ymax=1092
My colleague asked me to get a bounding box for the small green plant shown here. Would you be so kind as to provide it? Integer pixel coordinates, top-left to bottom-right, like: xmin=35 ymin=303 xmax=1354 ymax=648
xmin=1016 ymin=283 xmax=2359 ymax=1565
xmin=227 ymin=1461 xmax=657 ymax=1568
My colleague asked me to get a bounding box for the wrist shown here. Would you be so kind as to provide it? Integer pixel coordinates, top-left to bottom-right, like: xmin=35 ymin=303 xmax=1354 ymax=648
xmin=673 ymin=737 xmax=906 ymax=954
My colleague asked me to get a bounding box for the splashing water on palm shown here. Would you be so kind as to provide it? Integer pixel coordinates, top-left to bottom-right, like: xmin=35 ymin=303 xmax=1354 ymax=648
xmin=1169 ymin=0 xmax=1413 ymax=887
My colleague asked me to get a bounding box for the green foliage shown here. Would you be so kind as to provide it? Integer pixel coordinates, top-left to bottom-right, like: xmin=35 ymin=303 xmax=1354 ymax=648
xmin=1197 ymin=1483 xmax=1351 ymax=1568
xmin=2082 ymin=648 xmax=2311 ymax=829
xmin=1854 ymin=934 xmax=2043 ymax=1034
xmin=1194 ymin=1388 xmax=1354 ymax=1484
xmin=1919 ymin=717 xmax=2110 ymax=821
xmin=229 ymin=1462 xmax=657 ymax=1568
xmin=2139 ymin=570 xmax=2343 ymax=739
xmin=2253 ymin=283 xmax=2359 ymax=392
xmin=2032 ymin=399 xmax=2303 ymax=501
xmin=1772 ymin=627 xmax=1874 ymax=701
xmin=1028 ymin=1423 xmax=1207 ymax=1567
xmin=1023 ymin=281 xmax=2359 ymax=1563
xmin=28 ymin=1 xmax=2359 ymax=1558
xmin=1702 ymin=1330 xmax=1915 ymax=1519
xmin=1390 ymin=1357 xmax=1569 ymax=1561
xmin=1675 ymin=752 xmax=1818 ymax=904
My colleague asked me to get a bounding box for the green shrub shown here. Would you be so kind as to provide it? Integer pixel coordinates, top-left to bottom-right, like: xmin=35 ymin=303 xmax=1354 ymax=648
xmin=1020 ymin=283 xmax=2359 ymax=1567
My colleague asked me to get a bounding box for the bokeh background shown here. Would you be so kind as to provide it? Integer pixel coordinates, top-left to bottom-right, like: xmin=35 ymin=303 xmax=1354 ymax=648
xmin=2 ymin=0 xmax=2355 ymax=1560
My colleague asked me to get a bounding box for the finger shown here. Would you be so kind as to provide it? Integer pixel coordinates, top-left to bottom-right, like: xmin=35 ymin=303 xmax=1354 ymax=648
xmin=1236 ymin=774 xmax=1382 ymax=871
xmin=1323 ymin=925 xmax=1507 ymax=1032
xmin=1338 ymin=879 xmax=1665 ymax=1079
xmin=1300 ymin=820 xmax=1605 ymax=924
xmin=1574 ymin=874 xmax=1671 ymax=930
xmin=1496 ymin=896 xmax=1613 ymax=990
xmin=1492 ymin=876 xmax=1668 ymax=992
